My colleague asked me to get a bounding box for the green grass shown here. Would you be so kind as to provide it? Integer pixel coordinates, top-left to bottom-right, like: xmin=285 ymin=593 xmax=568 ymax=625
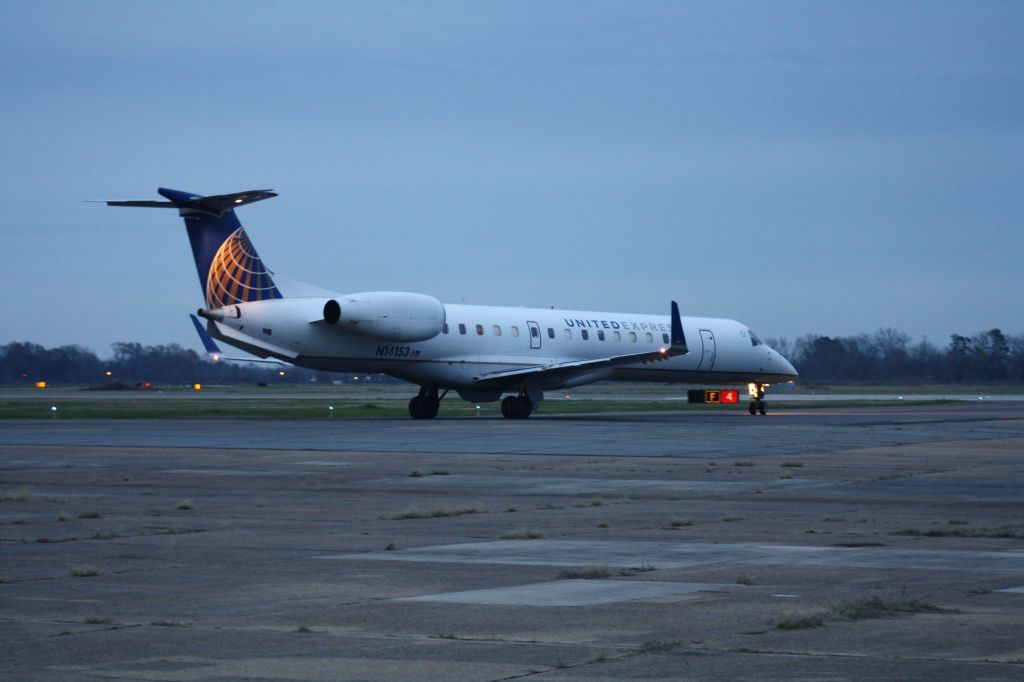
xmin=2 ymin=380 xmax=1012 ymax=420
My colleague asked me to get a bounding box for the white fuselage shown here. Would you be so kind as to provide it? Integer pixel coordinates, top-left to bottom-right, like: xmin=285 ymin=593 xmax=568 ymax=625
xmin=208 ymin=297 xmax=798 ymax=396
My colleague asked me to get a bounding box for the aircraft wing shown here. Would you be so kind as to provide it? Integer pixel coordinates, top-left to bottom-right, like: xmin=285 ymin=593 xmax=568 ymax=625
xmin=472 ymin=300 xmax=689 ymax=385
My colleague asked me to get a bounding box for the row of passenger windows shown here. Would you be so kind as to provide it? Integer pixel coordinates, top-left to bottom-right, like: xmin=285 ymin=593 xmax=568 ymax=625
xmin=441 ymin=323 xmax=669 ymax=344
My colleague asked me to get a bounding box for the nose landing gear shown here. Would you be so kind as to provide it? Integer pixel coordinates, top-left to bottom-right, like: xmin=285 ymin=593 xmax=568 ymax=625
xmin=747 ymin=383 xmax=768 ymax=416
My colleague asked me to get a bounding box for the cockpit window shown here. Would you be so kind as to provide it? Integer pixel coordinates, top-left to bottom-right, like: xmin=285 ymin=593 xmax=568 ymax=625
xmin=749 ymin=330 xmax=763 ymax=347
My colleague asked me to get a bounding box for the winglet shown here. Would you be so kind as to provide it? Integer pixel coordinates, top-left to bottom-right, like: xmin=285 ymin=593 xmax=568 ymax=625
xmin=190 ymin=314 xmax=222 ymax=361
xmin=670 ymin=300 xmax=688 ymax=353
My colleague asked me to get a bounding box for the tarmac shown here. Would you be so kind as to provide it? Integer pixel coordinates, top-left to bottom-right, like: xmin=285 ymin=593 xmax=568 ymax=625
xmin=1 ymin=401 xmax=1023 ymax=680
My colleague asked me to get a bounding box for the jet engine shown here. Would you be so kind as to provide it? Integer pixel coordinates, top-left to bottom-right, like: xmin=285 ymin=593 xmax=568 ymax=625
xmin=322 ymin=292 xmax=445 ymax=342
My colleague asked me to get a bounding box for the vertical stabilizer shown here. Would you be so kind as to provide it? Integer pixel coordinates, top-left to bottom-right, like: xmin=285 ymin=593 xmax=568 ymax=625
xmin=106 ymin=188 xmax=282 ymax=308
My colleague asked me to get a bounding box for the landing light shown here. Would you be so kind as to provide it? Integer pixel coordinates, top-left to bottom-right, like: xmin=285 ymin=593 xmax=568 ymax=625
xmin=234 ymin=198 xmax=243 ymax=204
xmin=104 ymin=371 xmax=112 ymax=377
xmin=278 ymin=370 xmax=286 ymax=377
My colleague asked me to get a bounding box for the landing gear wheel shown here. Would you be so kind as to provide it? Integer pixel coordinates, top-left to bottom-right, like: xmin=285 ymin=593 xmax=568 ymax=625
xmin=748 ymin=401 xmax=757 ymax=416
xmin=409 ymin=389 xmax=440 ymax=419
xmin=515 ymin=396 xmax=533 ymax=419
xmin=501 ymin=395 xmax=533 ymax=419
xmin=758 ymin=401 xmax=767 ymax=416
xmin=409 ymin=396 xmax=424 ymax=419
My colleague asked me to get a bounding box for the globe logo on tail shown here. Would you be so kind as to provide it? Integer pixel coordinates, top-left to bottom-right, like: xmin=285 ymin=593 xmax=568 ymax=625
xmin=205 ymin=228 xmax=281 ymax=309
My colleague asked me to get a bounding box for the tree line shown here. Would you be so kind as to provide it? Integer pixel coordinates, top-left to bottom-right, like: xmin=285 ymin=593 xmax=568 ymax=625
xmin=764 ymin=328 xmax=1024 ymax=383
xmin=2 ymin=328 xmax=1023 ymax=386
xmin=0 ymin=341 xmax=358 ymax=386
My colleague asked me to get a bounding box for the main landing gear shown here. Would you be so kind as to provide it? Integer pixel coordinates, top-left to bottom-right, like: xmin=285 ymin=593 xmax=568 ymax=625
xmin=409 ymin=387 xmax=445 ymax=419
xmin=501 ymin=394 xmax=533 ymax=419
xmin=747 ymin=383 xmax=768 ymax=416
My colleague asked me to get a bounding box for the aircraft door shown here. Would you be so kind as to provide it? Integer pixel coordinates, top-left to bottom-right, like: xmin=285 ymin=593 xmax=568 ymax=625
xmin=697 ymin=329 xmax=716 ymax=371
xmin=527 ymin=321 xmax=542 ymax=350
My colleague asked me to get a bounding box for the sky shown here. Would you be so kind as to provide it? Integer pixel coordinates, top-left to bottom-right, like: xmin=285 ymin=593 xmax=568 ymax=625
xmin=1 ymin=1 xmax=1022 ymax=357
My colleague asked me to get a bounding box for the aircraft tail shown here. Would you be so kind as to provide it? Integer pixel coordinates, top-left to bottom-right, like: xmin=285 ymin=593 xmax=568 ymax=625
xmin=105 ymin=188 xmax=282 ymax=309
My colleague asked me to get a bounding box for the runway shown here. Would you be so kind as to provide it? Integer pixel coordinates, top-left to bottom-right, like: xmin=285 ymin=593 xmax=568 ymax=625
xmin=3 ymin=401 xmax=1023 ymax=457
xmin=2 ymin=402 xmax=1023 ymax=680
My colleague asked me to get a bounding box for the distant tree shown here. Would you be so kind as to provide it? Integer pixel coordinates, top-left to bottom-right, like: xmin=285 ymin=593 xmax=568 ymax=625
xmin=795 ymin=335 xmax=849 ymax=381
xmin=1008 ymin=334 xmax=1024 ymax=382
xmin=977 ymin=329 xmax=1010 ymax=380
xmin=0 ymin=342 xmax=102 ymax=383
xmin=907 ymin=337 xmax=942 ymax=382
xmin=948 ymin=334 xmax=973 ymax=381
xmin=872 ymin=328 xmax=911 ymax=380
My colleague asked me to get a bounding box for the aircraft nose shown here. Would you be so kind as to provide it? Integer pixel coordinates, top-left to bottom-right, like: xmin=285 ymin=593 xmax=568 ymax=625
xmin=777 ymin=351 xmax=799 ymax=378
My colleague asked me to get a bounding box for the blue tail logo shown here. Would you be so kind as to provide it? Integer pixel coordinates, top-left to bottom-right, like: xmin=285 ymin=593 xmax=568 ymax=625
xmin=205 ymin=227 xmax=280 ymax=309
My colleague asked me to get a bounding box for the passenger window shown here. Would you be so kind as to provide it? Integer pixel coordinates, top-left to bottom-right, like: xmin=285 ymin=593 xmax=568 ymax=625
xmin=662 ymin=333 xmax=669 ymax=344
xmin=613 ymin=331 xmax=621 ymax=342
xmin=597 ymin=330 xmax=605 ymax=341
xmin=564 ymin=329 xmax=572 ymax=339
xmin=581 ymin=330 xmax=589 ymax=340
xmin=458 ymin=323 xmax=466 ymax=335
xmin=476 ymin=324 xmax=484 ymax=336
xmin=645 ymin=332 xmax=653 ymax=343
xmin=442 ymin=323 xmax=449 ymax=334
xmin=629 ymin=332 xmax=637 ymax=343
xmin=547 ymin=328 xmax=555 ymax=339
xmin=511 ymin=326 xmax=520 ymax=337
xmin=493 ymin=325 xmax=501 ymax=336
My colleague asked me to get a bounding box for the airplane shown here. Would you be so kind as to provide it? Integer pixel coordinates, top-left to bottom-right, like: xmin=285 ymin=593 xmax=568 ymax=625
xmin=103 ymin=188 xmax=798 ymax=418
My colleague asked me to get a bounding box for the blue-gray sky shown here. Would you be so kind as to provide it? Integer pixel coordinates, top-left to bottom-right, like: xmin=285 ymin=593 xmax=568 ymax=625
xmin=2 ymin=1 xmax=1022 ymax=356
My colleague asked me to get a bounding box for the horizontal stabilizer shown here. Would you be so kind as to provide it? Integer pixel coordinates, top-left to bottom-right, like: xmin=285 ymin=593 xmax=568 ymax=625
xmin=102 ymin=188 xmax=277 ymax=217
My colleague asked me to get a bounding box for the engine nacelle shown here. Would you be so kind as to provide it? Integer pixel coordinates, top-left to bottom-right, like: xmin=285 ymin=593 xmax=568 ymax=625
xmin=322 ymin=291 xmax=445 ymax=342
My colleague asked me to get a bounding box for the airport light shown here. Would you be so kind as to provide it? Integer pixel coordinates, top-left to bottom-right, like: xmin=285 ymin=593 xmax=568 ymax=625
xmin=104 ymin=370 xmax=112 ymax=377
xmin=328 ymin=405 xmax=334 ymax=418
xmin=50 ymin=405 xmax=57 ymax=418
xmin=193 ymin=383 xmax=202 ymax=391
xmin=35 ymin=381 xmax=47 ymax=388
